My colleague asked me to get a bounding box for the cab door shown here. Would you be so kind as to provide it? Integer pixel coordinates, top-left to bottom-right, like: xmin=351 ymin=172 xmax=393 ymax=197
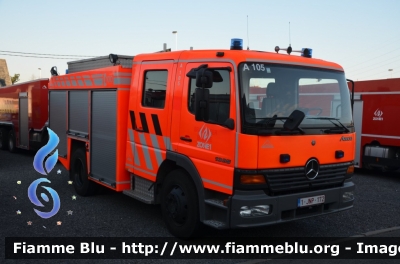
xmin=127 ymin=60 xmax=175 ymax=181
xmin=178 ymin=62 xmax=236 ymax=195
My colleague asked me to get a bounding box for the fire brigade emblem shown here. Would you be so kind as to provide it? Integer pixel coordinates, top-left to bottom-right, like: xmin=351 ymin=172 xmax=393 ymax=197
xmin=199 ymin=124 xmax=212 ymax=142
xmin=197 ymin=124 xmax=212 ymax=150
xmin=305 ymin=159 xmax=319 ymax=180
xmin=373 ymin=108 xmax=383 ymax=121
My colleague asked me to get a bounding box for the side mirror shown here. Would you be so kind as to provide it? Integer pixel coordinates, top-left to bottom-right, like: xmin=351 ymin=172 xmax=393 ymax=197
xmin=223 ymin=118 xmax=235 ymax=130
xmin=196 ymin=68 xmax=213 ymax=88
xmin=347 ymin=79 xmax=354 ymax=114
xmin=194 ymin=88 xmax=209 ymax=121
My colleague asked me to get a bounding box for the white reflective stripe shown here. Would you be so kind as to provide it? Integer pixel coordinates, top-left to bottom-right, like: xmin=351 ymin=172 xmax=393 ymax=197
xmin=138 ymin=133 xmax=153 ymax=169
xmin=113 ymin=72 xmax=132 ymax=77
xmin=116 ymin=181 xmax=131 ymax=184
xmin=202 ymin=178 xmax=232 ymax=191
xmin=138 ymin=133 xmax=149 ymax=146
xmin=141 ymin=145 xmax=154 ymax=170
xmin=128 ymin=129 xmax=141 ymax=166
xmin=126 ymin=163 xmax=156 ymax=177
xmin=114 ymin=77 xmax=131 ymax=85
xmin=362 ymin=134 xmax=400 ymax=140
xmin=150 ymin=134 xmax=163 ymax=166
xmin=163 ymin=136 xmax=171 ymax=150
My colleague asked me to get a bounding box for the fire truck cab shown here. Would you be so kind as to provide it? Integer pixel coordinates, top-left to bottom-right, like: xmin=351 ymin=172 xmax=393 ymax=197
xmin=48 ymin=40 xmax=355 ymax=237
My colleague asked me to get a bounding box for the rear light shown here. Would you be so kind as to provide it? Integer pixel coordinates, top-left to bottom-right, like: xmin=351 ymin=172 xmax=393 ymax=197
xmin=240 ymin=174 xmax=266 ymax=185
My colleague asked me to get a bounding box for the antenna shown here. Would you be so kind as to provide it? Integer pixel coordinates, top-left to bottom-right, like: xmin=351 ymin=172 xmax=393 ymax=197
xmin=247 ymin=15 xmax=250 ymax=50
xmin=286 ymin=22 xmax=292 ymax=54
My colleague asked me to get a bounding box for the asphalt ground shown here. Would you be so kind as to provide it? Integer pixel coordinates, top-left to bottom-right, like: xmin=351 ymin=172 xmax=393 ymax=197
xmin=1 ymin=149 xmax=400 ymax=263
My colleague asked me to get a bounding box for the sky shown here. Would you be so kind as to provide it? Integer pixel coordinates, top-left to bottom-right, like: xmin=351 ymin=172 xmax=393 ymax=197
xmin=1 ymin=0 xmax=399 ymax=83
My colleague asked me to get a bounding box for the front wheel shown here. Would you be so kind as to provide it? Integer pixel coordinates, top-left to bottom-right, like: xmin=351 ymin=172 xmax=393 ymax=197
xmin=161 ymin=169 xmax=200 ymax=238
xmin=70 ymin=148 xmax=97 ymax=196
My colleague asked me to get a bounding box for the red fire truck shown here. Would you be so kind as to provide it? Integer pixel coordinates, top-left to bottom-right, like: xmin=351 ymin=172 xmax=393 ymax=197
xmin=0 ymin=79 xmax=49 ymax=152
xmin=46 ymin=40 xmax=355 ymax=237
xmin=352 ymin=78 xmax=400 ymax=172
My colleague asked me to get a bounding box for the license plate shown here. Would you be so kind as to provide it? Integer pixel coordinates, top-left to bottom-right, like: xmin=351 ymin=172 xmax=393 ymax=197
xmin=298 ymin=195 xmax=325 ymax=207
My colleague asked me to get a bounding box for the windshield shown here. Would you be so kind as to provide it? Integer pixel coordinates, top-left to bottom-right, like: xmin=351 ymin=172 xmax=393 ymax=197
xmin=239 ymin=63 xmax=353 ymax=134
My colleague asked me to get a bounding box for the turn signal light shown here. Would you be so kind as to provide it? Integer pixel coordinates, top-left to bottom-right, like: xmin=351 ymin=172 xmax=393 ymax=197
xmin=240 ymin=174 xmax=266 ymax=184
xmin=347 ymin=165 xmax=354 ymax=174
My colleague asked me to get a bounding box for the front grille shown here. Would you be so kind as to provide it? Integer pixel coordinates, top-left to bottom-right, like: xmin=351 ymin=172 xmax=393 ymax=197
xmin=264 ymin=162 xmax=351 ymax=195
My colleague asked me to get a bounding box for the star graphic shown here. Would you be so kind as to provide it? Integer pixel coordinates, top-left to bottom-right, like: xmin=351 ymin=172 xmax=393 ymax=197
xmin=57 ymin=169 xmax=62 ymax=174
xmin=68 ymin=181 xmax=73 ymax=185
xmin=17 ymin=181 xmax=21 ymax=184
xmin=16 ymin=210 xmax=21 ymax=215
xmin=72 ymin=195 xmax=77 ymax=200
xmin=57 ymin=221 xmax=62 ymax=226
xmin=67 ymin=210 xmax=73 ymax=215
xmin=27 ymin=221 xmax=32 ymax=225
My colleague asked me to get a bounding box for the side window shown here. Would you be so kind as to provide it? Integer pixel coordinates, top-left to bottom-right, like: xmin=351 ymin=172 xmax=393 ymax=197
xmin=142 ymin=70 xmax=168 ymax=108
xmin=188 ymin=69 xmax=231 ymax=124
xmin=0 ymin=79 xmax=6 ymax=87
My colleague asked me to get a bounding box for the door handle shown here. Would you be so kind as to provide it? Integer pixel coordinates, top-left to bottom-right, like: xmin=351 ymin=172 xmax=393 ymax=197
xmin=180 ymin=136 xmax=192 ymax=142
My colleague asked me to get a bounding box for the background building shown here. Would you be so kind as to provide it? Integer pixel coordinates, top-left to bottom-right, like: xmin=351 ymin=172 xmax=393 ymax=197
xmin=0 ymin=59 xmax=12 ymax=87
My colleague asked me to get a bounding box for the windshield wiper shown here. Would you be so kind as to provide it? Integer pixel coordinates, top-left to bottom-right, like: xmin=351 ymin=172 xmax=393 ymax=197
xmin=250 ymin=115 xmax=290 ymax=128
xmin=249 ymin=110 xmax=306 ymax=135
xmin=306 ymin=117 xmax=350 ymax=133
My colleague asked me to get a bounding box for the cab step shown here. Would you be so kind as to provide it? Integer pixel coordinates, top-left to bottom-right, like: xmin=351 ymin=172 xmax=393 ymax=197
xmin=123 ymin=175 xmax=154 ymax=204
xmin=203 ymin=220 xmax=227 ymax=229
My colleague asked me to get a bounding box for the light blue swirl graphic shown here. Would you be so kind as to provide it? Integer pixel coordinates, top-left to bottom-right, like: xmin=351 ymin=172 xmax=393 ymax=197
xmin=33 ymin=128 xmax=59 ymax=175
xmin=28 ymin=178 xmax=61 ymax=219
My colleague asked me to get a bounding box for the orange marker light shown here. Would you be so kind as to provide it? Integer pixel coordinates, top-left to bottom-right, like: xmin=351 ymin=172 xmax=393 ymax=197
xmin=240 ymin=175 xmax=266 ymax=184
xmin=347 ymin=165 xmax=354 ymax=174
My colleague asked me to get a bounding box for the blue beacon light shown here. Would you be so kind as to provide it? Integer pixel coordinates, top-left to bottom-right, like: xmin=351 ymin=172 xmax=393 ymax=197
xmin=230 ymin=38 xmax=243 ymax=50
xmin=301 ymin=48 xmax=313 ymax=58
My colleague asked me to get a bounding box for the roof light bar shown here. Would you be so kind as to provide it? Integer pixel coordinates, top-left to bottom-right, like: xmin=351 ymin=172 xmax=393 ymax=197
xmin=275 ymin=46 xmax=313 ymax=58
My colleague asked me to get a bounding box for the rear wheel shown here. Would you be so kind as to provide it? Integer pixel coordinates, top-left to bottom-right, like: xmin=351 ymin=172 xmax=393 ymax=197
xmin=161 ymin=169 xmax=200 ymax=238
xmin=70 ymin=148 xmax=97 ymax=196
xmin=8 ymin=130 xmax=17 ymax=153
xmin=0 ymin=128 xmax=8 ymax=150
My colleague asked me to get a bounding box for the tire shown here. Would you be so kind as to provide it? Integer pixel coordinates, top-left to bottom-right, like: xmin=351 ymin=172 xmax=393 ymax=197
xmin=8 ymin=130 xmax=17 ymax=153
xmin=0 ymin=128 xmax=8 ymax=150
xmin=161 ymin=169 xmax=200 ymax=238
xmin=70 ymin=148 xmax=97 ymax=196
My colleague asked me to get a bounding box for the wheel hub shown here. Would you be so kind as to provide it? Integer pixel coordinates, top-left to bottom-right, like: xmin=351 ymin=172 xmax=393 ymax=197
xmin=166 ymin=186 xmax=187 ymax=225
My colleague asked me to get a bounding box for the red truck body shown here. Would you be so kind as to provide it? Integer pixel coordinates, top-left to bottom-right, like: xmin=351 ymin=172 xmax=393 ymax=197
xmin=0 ymin=79 xmax=49 ymax=151
xmin=352 ymin=78 xmax=400 ymax=171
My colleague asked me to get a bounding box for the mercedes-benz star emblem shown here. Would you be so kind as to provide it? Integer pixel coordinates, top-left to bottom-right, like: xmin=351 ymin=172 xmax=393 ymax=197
xmin=305 ymin=159 xmax=319 ymax=180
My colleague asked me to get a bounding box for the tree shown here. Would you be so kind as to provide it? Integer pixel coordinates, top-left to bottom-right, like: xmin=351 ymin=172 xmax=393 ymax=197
xmin=10 ymin=74 xmax=20 ymax=84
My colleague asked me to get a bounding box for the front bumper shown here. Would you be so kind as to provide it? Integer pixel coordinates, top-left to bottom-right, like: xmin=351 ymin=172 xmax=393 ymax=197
xmin=230 ymin=181 xmax=354 ymax=228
